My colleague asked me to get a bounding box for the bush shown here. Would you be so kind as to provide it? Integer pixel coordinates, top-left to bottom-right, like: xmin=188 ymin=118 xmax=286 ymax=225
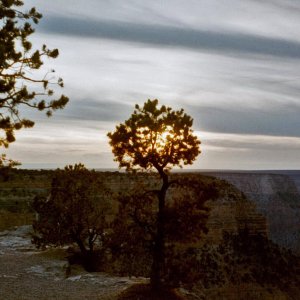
xmin=32 ymin=164 xmax=111 ymax=270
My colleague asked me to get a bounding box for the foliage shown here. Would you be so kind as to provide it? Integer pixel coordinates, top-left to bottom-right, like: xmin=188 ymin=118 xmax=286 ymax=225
xmin=0 ymin=0 xmax=68 ymax=148
xmin=164 ymin=177 xmax=217 ymax=243
xmin=218 ymin=229 xmax=300 ymax=289
xmin=32 ymin=164 xmax=111 ymax=270
xmin=110 ymin=175 xmax=218 ymax=284
xmin=171 ymin=229 xmax=300 ymax=292
xmin=0 ymin=168 xmax=53 ymax=188
xmin=0 ymin=153 xmax=20 ymax=168
xmin=110 ymin=179 xmax=156 ymax=277
xmin=0 ymin=153 xmax=20 ymax=180
xmin=107 ymin=99 xmax=200 ymax=172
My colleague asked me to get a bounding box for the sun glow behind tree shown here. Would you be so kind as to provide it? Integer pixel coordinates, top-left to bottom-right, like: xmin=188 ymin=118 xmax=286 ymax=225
xmin=108 ymin=99 xmax=200 ymax=172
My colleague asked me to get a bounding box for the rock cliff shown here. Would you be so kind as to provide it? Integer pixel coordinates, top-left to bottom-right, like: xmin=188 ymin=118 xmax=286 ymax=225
xmin=206 ymin=172 xmax=300 ymax=254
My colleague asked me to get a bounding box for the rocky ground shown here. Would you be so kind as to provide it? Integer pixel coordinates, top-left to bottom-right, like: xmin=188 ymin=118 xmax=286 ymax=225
xmin=0 ymin=226 xmax=145 ymax=300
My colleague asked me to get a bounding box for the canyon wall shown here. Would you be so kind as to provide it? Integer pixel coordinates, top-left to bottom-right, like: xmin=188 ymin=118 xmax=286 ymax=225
xmin=206 ymin=172 xmax=300 ymax=254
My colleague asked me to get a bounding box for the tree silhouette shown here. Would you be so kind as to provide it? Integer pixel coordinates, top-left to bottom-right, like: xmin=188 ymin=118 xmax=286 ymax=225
xmin=0 ymin=0 xmax=68 ymax=152
xmin=32 ymin=164 xmax=110 ymax=271
xmin=108 ymin=99 xmax=201 ymax=289
xmin=0 ymin=153 xmax=20 ymax=180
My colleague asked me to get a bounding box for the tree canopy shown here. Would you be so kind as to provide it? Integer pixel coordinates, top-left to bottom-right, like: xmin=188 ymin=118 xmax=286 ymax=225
xmin=107 ymin=99 xmax=200 ymax=173
xmin=0 ymin=0 xmax=68 ymax=148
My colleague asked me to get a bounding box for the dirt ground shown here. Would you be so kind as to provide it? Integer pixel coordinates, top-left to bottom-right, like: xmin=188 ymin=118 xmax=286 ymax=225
xmin=0 ymin=226 xmax=144 ymax=300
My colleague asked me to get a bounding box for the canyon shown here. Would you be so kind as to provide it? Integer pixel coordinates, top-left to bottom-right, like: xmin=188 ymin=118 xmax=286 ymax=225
xmin=205 ymin=171 xmax=300 ymax=254
xmin=1 ymin=169 xmax=300 ymax=254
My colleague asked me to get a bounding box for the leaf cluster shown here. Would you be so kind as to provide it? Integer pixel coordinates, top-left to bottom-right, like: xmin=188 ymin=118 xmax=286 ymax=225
xmin=165 ymin=177 xmax=218 ymax=243
xmin=107 ymin=99 xmax=200 ymax=172
xmin=0 ymin=153 xmax=20 ymax=168
xmin=0 ymin=153 xmax=20 ymax=180
xmin=0 ymin=0 xmax=68 ymax=147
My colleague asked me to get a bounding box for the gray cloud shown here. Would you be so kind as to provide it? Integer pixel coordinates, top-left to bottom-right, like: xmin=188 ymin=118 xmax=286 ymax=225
xmin=39 ymin=16 xmax=300 ymax=59
xmin=190 ymin=104 xmax=300 ymax=138
xmin=63 ymin=98 xmax=300 ymax=138
xmin=204 ymin=136 xmax=300 ymax=151
xmin=18 ymin=95 xmax=134 ymax=124
xmin=60 ymin=99 xmax=133 ymax=122
xmin=253 ymin=0 xmax=300 ymax=13
xmin=231 ymin=77 xmax=300 ymax=101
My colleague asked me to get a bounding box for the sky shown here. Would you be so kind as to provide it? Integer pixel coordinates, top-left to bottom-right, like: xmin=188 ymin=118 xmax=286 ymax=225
xmin=4 ymin=0 xmax=300 ymax=170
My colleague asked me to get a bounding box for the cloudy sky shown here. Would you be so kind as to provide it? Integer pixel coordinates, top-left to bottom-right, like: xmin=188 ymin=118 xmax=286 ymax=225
xmin=5 ymin=0 xmax=300 ymax=170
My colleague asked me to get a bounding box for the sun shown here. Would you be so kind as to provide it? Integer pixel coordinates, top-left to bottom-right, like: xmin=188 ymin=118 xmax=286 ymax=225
xmin=134 ymin=125 xmax=175 ymax=153
xmin=156 ymin=126 xmax=175 ymax=151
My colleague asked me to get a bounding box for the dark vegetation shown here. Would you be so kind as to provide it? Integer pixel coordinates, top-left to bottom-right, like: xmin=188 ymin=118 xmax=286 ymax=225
xmin=219 ymin=229 xmax=300 ymax=290
xmin=177 ymin=229 xmax=300 ymax=292
xmin=32 ymin=164 xmax=111 ymax=271
xmin=0 ymin=168 xmax=52 ymax=230
xmin=109 ymin=174 xmax=218 ymax=283
xmin=1 ymin=168 xmax=300 ymax=298
xmin=0 ymin=0 xmax=68 ymax=164
xmin=30 ymin=165 xmax=219 ymax=284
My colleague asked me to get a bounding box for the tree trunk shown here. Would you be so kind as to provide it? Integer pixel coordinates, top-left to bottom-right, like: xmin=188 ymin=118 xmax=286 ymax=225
xmin=74 ymin=236 xmax=97 ymax=272
xmin=150 ymin=170 xmax=168 ymax=290
xmin=74 ymin=236 xmax=88 ymax=255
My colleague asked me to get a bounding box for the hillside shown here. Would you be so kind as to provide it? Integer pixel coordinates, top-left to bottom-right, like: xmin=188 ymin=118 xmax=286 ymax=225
xmin=205 ymin=171 xmax=300 ymax=254
xmin=1 ymin=169 xmax=300 ymax=299
xmin=1 ymin=169 xmax=299 ymax=254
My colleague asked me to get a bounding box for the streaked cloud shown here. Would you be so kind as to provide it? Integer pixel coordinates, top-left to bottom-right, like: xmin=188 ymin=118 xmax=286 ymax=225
xmin=38 ymin=16 xmax=300 ymax=59
xmin=6 ymin=0 xmax=300 ymax=170
xmin=190 ymin=104 xmax=300 ymax=137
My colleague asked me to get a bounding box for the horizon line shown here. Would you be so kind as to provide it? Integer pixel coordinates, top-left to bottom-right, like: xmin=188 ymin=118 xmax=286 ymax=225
xmin=16 ymin=167 xmax=300 ymax=173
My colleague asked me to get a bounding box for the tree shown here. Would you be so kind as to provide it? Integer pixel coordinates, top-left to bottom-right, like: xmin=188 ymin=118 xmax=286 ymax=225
xmin=107 ymin=99 xmax=201 ymax=289
xmin=0 ymin=0 xmax=68 ymax=151
xmin=32 ymin=164 xmax=111 ymax=271
xmin=0 ymin=153 xmax=20 ymax=180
